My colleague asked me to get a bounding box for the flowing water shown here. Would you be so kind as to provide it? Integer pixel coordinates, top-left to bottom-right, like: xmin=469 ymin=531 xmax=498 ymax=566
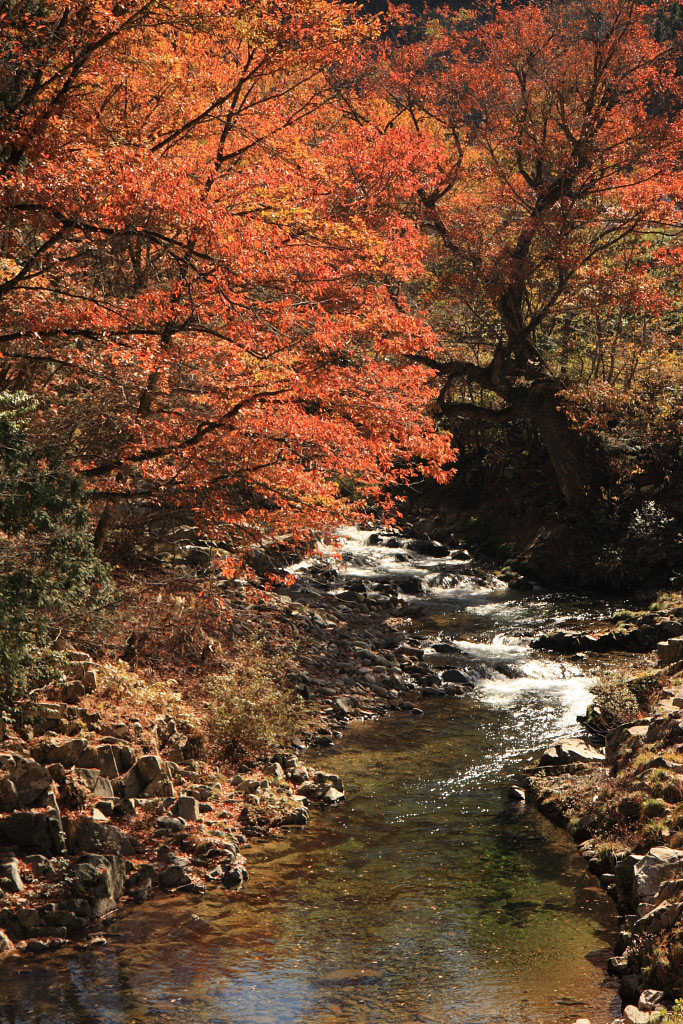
xmin=0 ymin=532 xmax=628 ymax=1024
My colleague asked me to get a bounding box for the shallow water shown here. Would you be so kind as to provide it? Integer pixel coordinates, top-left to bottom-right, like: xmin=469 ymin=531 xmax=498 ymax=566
xmin=0 ymin=532 xmax=626 ymax=1024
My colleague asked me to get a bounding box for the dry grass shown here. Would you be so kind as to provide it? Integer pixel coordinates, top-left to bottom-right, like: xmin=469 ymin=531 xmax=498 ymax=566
xmin=206 ymin=641 xmax=303 ymax=761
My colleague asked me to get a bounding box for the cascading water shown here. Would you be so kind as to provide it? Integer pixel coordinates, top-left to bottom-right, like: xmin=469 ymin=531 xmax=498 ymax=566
xmin=0 ymin=531 xmax=625 ymax=1024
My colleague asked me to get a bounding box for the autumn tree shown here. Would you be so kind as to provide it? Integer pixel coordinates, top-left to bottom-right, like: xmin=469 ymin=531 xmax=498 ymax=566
xmin=341 ymin=0 xmax=683 ymax=518
xmin=0 ymin=0 xmax=452 ymax=568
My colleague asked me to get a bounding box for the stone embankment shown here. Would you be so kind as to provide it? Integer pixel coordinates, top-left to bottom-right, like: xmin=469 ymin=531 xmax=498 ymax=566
xmin=527 ymin=604 xmax=683 ymax=1024
xmin=0 ymin=533 xmax=471 ymax=959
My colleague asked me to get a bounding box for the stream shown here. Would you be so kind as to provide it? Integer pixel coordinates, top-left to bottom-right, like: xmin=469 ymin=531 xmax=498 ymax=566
xmin=0 ymin=531 xmax=629 ymax=1024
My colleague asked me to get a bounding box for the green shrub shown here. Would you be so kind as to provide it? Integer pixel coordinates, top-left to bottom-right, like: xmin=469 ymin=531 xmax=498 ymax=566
xmin=207 ymin=643 xmax=302 ymax=761
xmin=663 ymin=997 xmax=683 ymax=1023
xmin=0 ymin=393 xmax=112 ymax=709
xmin=648 ymin=769 xmax=683 ymax=803
xmin=639 ymin=820 xmax=671 ymax=850
xmin=643 ymin=797 xmax=670 ymax=820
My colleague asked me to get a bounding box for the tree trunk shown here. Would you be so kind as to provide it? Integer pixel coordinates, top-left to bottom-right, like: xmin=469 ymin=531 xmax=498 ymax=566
xmin=524 ymin=386 xmax=607 ymax=518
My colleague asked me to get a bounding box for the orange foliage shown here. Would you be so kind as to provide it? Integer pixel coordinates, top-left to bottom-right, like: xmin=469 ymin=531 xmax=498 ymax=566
xmin=0 ymin=0 xmax=453 ymax=564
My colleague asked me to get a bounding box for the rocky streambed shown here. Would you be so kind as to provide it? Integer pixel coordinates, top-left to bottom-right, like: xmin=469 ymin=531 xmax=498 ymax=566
xmin=0 ymin=528 xmax=669 ymax=1024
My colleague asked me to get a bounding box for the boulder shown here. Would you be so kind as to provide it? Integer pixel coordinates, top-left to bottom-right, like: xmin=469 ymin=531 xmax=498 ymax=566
xmin=280 ymin=807 xmax=309 ymax=826
xmin=396 ymin=577 xmax=424 ymax=596
xmin=314 ymin=771 xmax=344 ymax=792
xmin=143 ymin=775 xmax=175 ymax=798
xmin=658 ymin=637 xmax=683 ymax=667
xmin=119 ymin=764 xmax=144 ymax=798
xmin=632 ymin=847 xmax=683 ymax=912
xmin=0 ymin=857 xmax=24 ymax=893
xmin=442 ymin=668 xmax=469 ymax=684
xmin=635 ymin=900 xmax=682 ymax=935
xmin=173 ymin=796 xmax=199 ymax=822
xmin=265 ymin=762 xmax=286 ymax=782
xmin=332 ymin=697 xmax=354 ymax=718
xmin=136 ymin=755 xmax=168 ymax=784
xmin=73 ymin=768 xmax=115 ymax=800
xmin=10 ymin=758 xmax=52 ymax=807
xmin=532 ymin=631 xmax=581 ymax=653
xmin=0 ymin=777 xmax=18 ymax=813
xmin=606 ymin=723 xmax=649 ymax=763
xmin=68 ymin=816 xmax=134 ymax=857
xmin=156 ymin=814 xmax=186 ymax=833
xmin=639 ymin=990 xmax=665 ymax=1012
xmin=406 ymin=538 xmax=450 ymax=557
xmin=0 ymin=809 xmax=66 ymax=854
xmin=646 ymin=712 xmax=683 ymax=746
xmin=71 ymin=854 xmax=125 ymax=917
xmin=0 ymin=929 xmax=13 ymax=952
xmin=623 ymin=1007 xmax=656 ymax=1024
xmin=29 ymin=702 xmax=71 ymax=733
xmin=159 ymin=858 xmax=193 ymax=890
xmin=35 ymin=737 xmax=87 ymax=768
xmin=322 ymin=787 xmax=344 ymax=804
xmin=126 ymin=863 xmax=156 ymax=902
xmin=539 ymin=739 xmax=605 ymax=768
xmin=214 ymin=861 xmax=247 ymax=888
xmin=120 ymin=755 xmax=173 ymax=798
xmin=78 ymin=743 xmax=133 ymax=779
xmin=164 ymin=730 xmax=203 ymax=764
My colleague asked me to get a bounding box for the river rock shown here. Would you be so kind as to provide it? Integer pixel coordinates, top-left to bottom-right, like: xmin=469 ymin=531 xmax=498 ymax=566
xmin=159 ymin=858 xmax=193 ymax=890
xmin=406 ymin=538 xmax=450 ymax=557
xmin=441 ymin=668 xmax=469 ymax=684
xmin=638 ymin=990 xmax=665 ymax=1012
xmin=657 ymin=637 xmax=683 ymax=666
xmin=280 ymin=806 xmax=309 ymax=826
xmin=635 ymin=899 xmax=682 ymax=934
xmin=532 ymin=631 xmax=581 ymax=653
xmin=632 ymin=847 xmax=683 ymax=911
xmin=217 ymin=862 xmax=247 ymax=888
xmin=314 ymin=772 xmax=343 ymax=792
xmin=71 ymin=854 xmax=125 ymax=917
xmin=539 ymin=739 xmax=605 ymax=767
xmin=0 ymin=809 xmax=66 ymax=854
xmin=68 ymin=816 xmax=134 ymax=856
xmin=623 ymin=1006 xmax=656 ymax=1024
xmin=396 ymin=577 xmax=424 ymax=596
xmin=0 ymin=929 xmax=13 ymax=952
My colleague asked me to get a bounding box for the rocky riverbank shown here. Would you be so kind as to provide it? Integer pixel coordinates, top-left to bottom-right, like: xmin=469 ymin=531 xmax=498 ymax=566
xmin=526 ymin=601 xmax=683 ymax=1024
xmin=0 ymin=531 xmax=476 ymax=959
